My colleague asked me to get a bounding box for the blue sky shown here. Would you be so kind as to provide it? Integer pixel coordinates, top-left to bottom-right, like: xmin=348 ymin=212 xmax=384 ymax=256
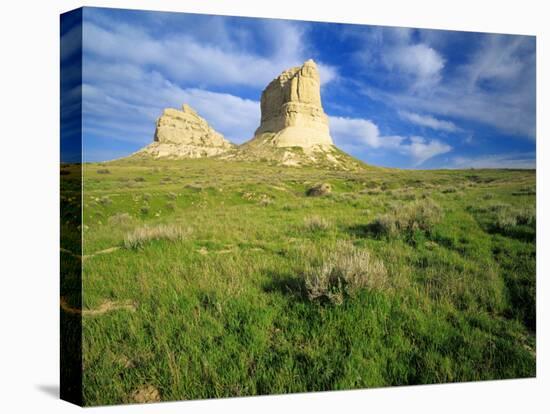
xmin=65 ymin=7 xmax=536 ymax=168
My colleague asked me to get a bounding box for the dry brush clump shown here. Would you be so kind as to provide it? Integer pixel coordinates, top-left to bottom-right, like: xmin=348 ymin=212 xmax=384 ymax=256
xmin=304 ymin=241 xmax=388 ymax=305
xmin=98 ymin=195 xmax=113 ymax=206
xmin=108 ymin=212 xmax=133 ymax=227
xmin=495 ymin=206 xmax=536 ymax=231
xmin=123 ymin=224 xmax=190 ymax=249
xmin=304 ymin=215 xmax=330 ymax=232
xmin=371 ymin=198 xmax=442 ymax=238
xmin=258 ymin=195 xmax=274 ymax=206
xmin=516 ymin=206 xmax=536 ymax=226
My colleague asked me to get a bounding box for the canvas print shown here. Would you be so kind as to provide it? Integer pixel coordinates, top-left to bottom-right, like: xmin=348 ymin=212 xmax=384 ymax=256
xmin=60 ymin=6 xmax=536 ymax=406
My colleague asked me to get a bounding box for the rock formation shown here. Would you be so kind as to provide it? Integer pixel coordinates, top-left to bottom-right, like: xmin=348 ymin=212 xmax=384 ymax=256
xmin=252 ymin=59 xmax=333 ymax=148
xmin=132 ymin=104 xmax=234 ymax=159
xmin=227 ymin=59 xmax=361 ymax=169
xmin=129 ymin=61 xmax=363 ymax=170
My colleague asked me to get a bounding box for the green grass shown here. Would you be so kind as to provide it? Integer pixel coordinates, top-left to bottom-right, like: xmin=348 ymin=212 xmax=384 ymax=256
xmin=62 ymin=159 xmax=535 ymax=405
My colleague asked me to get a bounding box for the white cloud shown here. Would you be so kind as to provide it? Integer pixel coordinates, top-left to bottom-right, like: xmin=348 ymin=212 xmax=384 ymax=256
xmin=177 ymin=89 xmax=259 ymax=142
xmin=60 ymin=22 xmax=82 ymax=63
xmin=463 ymin=35 xmax=527 ymax=88
xmin=317 ymin=63 xmax=339 ymax=85
xmin=329 ymin=116 xmax=451 ymax=165
xmin=351 ymin=27 xmax=445 ymax=90
xmin=399 ymin=111 xmax=459 ymax=132
xmin=452 ymin=153 xmax=536 ymax=169
xmin=404 ymin=136 xmax=452 ymax=166
xmin=383 ymin=43 xmax=445 ymax=87
xmin=82 ymin=20 xmax=338 ymax=88
xmin=362 ymin=34 xmax=535 ymax=139
xmin=80 ymin=14 xmax=339 ymax=157
xmin=82 ymin=61 xmax=260 ymax=145
xmin=329 ymin=116 xmax=403 ymax=149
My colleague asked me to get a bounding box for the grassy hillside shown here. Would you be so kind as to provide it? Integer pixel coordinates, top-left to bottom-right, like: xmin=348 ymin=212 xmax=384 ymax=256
xmin=62 ymin=159 xmax=536 ymax=405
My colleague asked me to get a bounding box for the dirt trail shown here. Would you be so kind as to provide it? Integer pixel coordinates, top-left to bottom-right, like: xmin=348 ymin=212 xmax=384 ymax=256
xmin=60 ymin=297 xmax=136 ymax=316
xmin=61 ymin=246 xmax=120 ymax=260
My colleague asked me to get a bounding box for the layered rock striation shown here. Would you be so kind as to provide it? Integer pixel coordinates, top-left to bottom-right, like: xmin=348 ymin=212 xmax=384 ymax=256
xmin=252 ymin=59 xmax=333 ymax=148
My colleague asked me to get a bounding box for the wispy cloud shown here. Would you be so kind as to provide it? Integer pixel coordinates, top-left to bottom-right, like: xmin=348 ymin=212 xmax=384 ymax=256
xmin=81 ymin=10 xmax=339 ymax=158
xmin=404 ymin=136 xmax=452 ymax=166
xmin=82 ymin=62 xmax=260 ymax=146
xmin=329 ymin=116 xmax=403 ymax=149
xmin=352 ymin=27 xmax=445 ymax=90
xmin=83 ymin=16 xmax=338 ymax=88
xmin=78 ymin=8 xmax=535 ymax=168
xmin=399 ymin=111 xmax=459 ymax=132
xmin=329 ymin=116 xmax=452 ymax=165
xmin=362 ymin=33 xmax=536 ymax=139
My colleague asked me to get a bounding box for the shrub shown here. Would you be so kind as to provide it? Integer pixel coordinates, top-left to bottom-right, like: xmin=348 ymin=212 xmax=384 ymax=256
xmin=98 ymin=195 xmax=112 ymax=206
xmin=134 ymin=177 xmax=146 ymax=182
xmin=488 ymin=202 xmax=509 ymax=213
xmin=363 ymin=188 xmax=382 ymax=195
xmin=494 ymin=206 xmax=535 ymax=231
xmin=516 ymin=206 xmax=536 ymax=227
xmin=381 ymin=182 xmax=399 ymax=191
xmin=97 ymin=168 xmax=111 ymax=174
xmin=306 ymin=183 xmax=332 ymax=197
xmin=512 ymin=186 xmax=536 ymax=196
xmin=258 ymin=195 xmax=273 ymax=206
xmin=123 ymin=224 xmax=190 ymax=249
xmin=441 ymin=187 xmax=457 ymax=194
xmin=140 ymin=205 xmax=150 ymax=215
xmin=60 ymin=169 xmax=70 ymax=175
xmin=304 ymin=215 xmax=330 ymax=232
xmin=371 ymin=199 xmax=442 ymax=237
xmin=185 ymin=184 xmax=203 ymax=192
xmin=108 ymin=212 xmax=133 ymax=227
xmin=496 ymin=210 xmax=517 ymax=231
xmin=371 ymin=214 xmax=398 ymax=237
xmin=304 ymin=241 xmax=387 ymax=305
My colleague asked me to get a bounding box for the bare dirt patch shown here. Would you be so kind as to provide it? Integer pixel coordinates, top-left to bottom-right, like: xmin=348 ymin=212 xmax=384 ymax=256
xmin=60 ymin=297 xmax=136 ymax=316
xmin=61 ymin=246 xmax=121 ymax=261
xmin=128 ymin=385 xmax=161 ymax=404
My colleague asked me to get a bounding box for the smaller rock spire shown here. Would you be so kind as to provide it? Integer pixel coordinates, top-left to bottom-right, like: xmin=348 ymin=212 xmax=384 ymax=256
xmin=132 ymin=104 xmax=234 ymax=159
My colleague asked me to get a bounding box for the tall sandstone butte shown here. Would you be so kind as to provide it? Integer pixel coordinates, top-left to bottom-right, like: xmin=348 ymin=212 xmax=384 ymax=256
xmin=253 ymin=59 xmax=334 ymax=148
xmin=132 ymin=104 xmax=234 ymax=159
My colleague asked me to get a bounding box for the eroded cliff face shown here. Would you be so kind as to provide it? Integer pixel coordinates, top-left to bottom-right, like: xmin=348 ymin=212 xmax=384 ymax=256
xmin=132 ymin=104 xmax=234 ymax=159
xmin=253 ymin=59 xmax=333 ymax=148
